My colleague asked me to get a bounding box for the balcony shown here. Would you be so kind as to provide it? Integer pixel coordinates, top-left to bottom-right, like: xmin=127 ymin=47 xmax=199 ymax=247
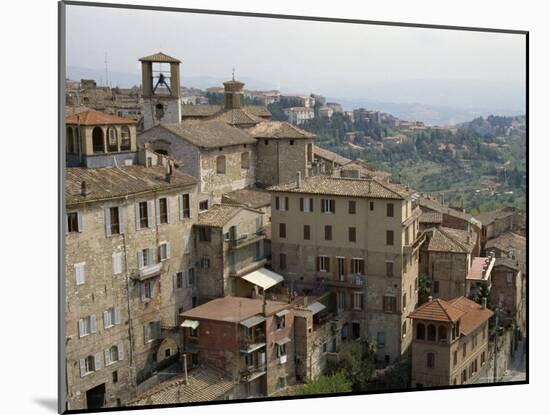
xmin=240 ymin=364 xmax=267 ymax=382
xmin=132 ymin=262 xmax=163 ymax=281
xmin=227 ymin=230 xmax=266 ymax=250
xmin=317 ymin=274 xmax=365 ymax=288
xmin=240 ymin=334 xmax=266 ymax=350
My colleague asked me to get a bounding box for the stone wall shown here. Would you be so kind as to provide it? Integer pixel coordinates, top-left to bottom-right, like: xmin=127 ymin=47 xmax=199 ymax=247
xmin=143 ymin=97 xmax=181 ymax=131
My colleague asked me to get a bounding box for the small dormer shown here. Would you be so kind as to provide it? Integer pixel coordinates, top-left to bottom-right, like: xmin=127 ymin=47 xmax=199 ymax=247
xmin=65 ymin=110 xmax=138 ymax=168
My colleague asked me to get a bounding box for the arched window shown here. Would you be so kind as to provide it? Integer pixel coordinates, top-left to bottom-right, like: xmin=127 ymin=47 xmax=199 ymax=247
xmin=241 ymin=152 xmax=250 ymax=169
xmin=427 ymin=324 xmax=436 ymax=341
xmin=120 ymin=126 xmax=131 ymax=151
xmin=92 ymin=127 xmax=105 ymax=153
xmin=66 ymin=127 xmax=75 ymax=153
xmin=216 ymin=155 xmax=226 ymax=174
xmin=426 ymin=352 xmax=435 ymax=369
xmin=107 ymin=127 xmax=118 ymax=152
xmin=155 ymin=103 xmax=164 ymax=120
xmin=438 ymin=325 xmax=448 ymax=342
xmin=416 ymin=323 xmax=426 ymax=340
xmin=110 ymin=345 xmax=119 ymax=362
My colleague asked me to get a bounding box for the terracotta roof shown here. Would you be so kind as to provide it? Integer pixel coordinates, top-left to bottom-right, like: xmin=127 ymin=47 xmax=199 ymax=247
xmin=427 ymin=227 xmax=476 ymax=253
xmin=160 ymin=120 xmax=257 ymax=148
xmin=408 ymin=298 xmax=465 ymax=323
xmin=197 ymin=204 xmax=245 ymax=227
xmin=65 ymin=166 xmax=196 ymax=206
xmin=65 ymin=105 xmax=93 ymax=116
xmin=65 ymin=110 xmax=137 ymax=126
xmin=418 ymin=197 xmax=481 ymax=227
xmin=467 ymin=257 xmax=495 ymax=281
xmin=181 ymin=104 xmax=222 ymax=117
xmin=128 ymin=367 xmax=233 ymax=405
xmin=247 ymin=121 xmax=315 ymax=139
xmin=268 ymin=176 xmax=412 ymax=200
xmin=314 ymin=146 xmax=352 ymax=165
xmin=212 ymin=108 xmax=265 ymax=126
xmin=181 ymin=296 xmax=289 ymax=322
xmin=420 ymin=211 xmax=443 ymax=224
xmin=138 ymin=52 xmax=181 ymax=63
xmin=475 ymin=208 xmax=515 ymax=226
xmin=449 ymin=297 xmax=494 ymax=335
xmin=485 ymin=232 xmax=526 ymax=253
xmin=222 ymin=188 xmax=271 ymax=209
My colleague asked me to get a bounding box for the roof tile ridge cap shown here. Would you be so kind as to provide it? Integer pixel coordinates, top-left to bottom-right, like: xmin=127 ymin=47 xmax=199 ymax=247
xmin=373 ymin=177 xmax=405 ymax=198
xmin=438 ymin=226 xmax=468 ymax=252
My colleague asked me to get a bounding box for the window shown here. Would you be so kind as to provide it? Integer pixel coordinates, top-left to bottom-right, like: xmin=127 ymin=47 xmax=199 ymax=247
xmin=105 ymin=344 xmax=123 ymax=365
xmin=277 ymin=344 xmax=287 ymax=357
xmin=382 ymin=296 xmax=397 ymax=313
xmin=255 ymin=241 xmax=263 ymax=260
xmin=337 ymin=291 xmax=346 ymax=310
xmin=74 ymin=262 xmax=86 ymax=286
xmin=349 ymin=227 xmax=356 ymax=242
xmin=112 ymin=252 xmax=122 ymax=275
xmin=66 ymin=127 xmax=75 ymax=153
xmin=180 ymin=194 xmax=191 ymax=218
xmin=386 ymin=261 xmax=394 ymax=277
xmin=187 ymin=268 xmax=195 ymax=286
xmin=241 ymin=152 xmax=250 ymax=169
xmin=290 ymin=140 xmax=295 ymax=145
xmin=280 ymin=253 xmax=287 ymax=270
xmin=138 ymin=248 xmax=155 ymax=268
xmin=369 ymin=201 xmax=374 ymax=211
xmin=175 ymin=272 xmax=184 ymax=289
xmin=318 ymin=256 xmax=330 ymax=272
xmin=386 ymin=230 xmax=394 ymax=245
xmin=353 ymin=293 xmax=363 ymax=310
xmin=416 ymin=323 xmax=425 ymax=340
xmin=67 ymin=211 xmax=81 ymax=233
xmin=348 ymin=200 xmax=356 ymax=214
xmin=216 ymin=155 xmax=226 ymax=174
xmin=107 ymin=127 xmax=118 ymax=152
xmin=81 ymin=355 xmax=98 ymax=376
xmin=386 ymin=203 xmax=394 ymax=217
xmin=438 ymin=326 xmax=447 ymax=342
xmin=120 ymin=127 xmax=131 ymax=151
xmin=481 ymin=351 xmax=486 ymax=366
xmin=103 ymin=307 xmax=120 ymax=329
xmin=276 ymin=315 xmax=286 ymax=329
xmin=303 ymin=225 xmax=311 ymax=240
xmin=279 ymin=223 xmax=286 ymax=238
xmin=158 ymin=198 xmax=169 ymax=224
xmin=112 ymin=371 xmax=118 ymax=383
xmin=198 ymin=226 xmax=211 ymax=242
xmin=275 ymin=196 xmax=289 ymax=211
xmin=325 ymin=225 xmax=332 ymax=240
xmin=453 ymin=350 xmax=458 ymax=366
xmin=159 ymin=242 xmax=170 ymax=261
xmin=472 ymin=334 xmax=478 ymax=350
xmin=146 ymin=157 xmax=152 ymax=167
xmin=462 ymin=343 xmax=467 ymax=358
xmin=427 ymin=324 xmax=436 ymax=341
xmin=321 ymin=199 xmax=335 ymax=213
xmin=105 ymin=206 xmax=121 ymax=236
xmin=142 ymin=280 xmax=154 ymax=301
xmin=78 ymin=315 xmax=96 ymax=337
xmin=138 ymin=201 xmax=149 ymax=229
xmin=427 ymin=352 xmax=435 ymax=369
xmin=402 ymin=293 xmax=407 ymax=310
xmin=201 ymin=256 xmax=210 ymax=269
xmin=300 ymin=197 xmax=314 ymax=212
xmin=402 ymin=321 xmax=407 ymax=337
xmin=199 ymin=200 xmax=209 ymax=211
xmin=144 ymin=321 xmax=161 ymax=343
xmin=433 ymin=280 xmax=440 ymax=295
xmin=461 ymin=369 xmax=467 ymax=383
xmin=92 ymin=127 xmax=105 ymax=153
xmin=377 ymin=332 xmax=385 ymax=348
xmin=351 ymin=258 xmax=364 ymax=274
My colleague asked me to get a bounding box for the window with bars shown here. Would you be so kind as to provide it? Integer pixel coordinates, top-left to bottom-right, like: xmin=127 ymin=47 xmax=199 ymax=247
xmin=382 ymin=296 xmax=397 ymax=312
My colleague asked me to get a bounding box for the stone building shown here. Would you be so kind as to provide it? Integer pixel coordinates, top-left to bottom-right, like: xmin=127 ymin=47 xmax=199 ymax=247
xmin=283 ymin=107 xmax=315 ymax=125
xmin=180 ymin=296 xmax=296 ymax=398
xmin=484 ymin=232 xmax=526 ymax=275
xmin=194 ymin=204 xmax=279 ymax=302
xmin=268 ymin=175 xmax=423 ymax=363
xmin=419 ymin=226 xmax=477 ymax=300
xmin=476 ymin=207 xmax=526 ymax=245
xmin=408 ymin=297 xmax=493 ymax=387
xmin=65 ymin=140 xmax=199 ymax=410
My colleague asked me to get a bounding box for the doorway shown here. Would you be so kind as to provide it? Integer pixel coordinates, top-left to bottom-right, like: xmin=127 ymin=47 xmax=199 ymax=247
xmin=86 ymin=383 xmax=105 ymax=409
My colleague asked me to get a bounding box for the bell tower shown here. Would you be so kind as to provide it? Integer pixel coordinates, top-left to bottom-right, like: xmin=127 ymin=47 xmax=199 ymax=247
xmin=139 ymin=52 xmax=182 ymax=130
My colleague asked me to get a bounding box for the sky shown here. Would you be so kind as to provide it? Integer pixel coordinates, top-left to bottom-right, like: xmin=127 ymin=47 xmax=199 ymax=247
xmin=65 ymin=4 xmax=526 ymax=114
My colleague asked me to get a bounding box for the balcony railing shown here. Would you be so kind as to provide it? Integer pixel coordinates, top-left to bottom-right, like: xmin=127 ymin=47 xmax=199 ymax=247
xmin=240 ymin=364 xmax=267 ymax=381
xmin=132 ymin=262 xmax=163 ymax=281
xmin=227 ymin=231 xmax=266 ymax=249
xmin=317 ymin=274 xmax=365 ymax=288
xmin=241 ymin=334 xmax=266 ymax=348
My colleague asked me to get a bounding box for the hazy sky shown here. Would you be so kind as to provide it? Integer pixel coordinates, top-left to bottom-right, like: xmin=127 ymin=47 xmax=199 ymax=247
xmin=65 ymin=4 xmax=526 ymax=111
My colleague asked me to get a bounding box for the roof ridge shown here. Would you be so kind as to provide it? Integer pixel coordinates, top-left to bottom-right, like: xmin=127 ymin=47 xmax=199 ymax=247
xmin=437 ymin=227 xmax=469 ymax=252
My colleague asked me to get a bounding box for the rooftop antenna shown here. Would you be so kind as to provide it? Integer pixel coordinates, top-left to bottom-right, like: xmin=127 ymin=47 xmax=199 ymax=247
xmin=104 ymin=52 xmax=110 ymax=87
xmin=232 ymin=67 xmax=235 ymax=81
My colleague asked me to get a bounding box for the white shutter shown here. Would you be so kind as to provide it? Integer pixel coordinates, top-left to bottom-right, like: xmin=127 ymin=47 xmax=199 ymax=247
xmin=114 ymin=307 xmax=121 ymax=325
xmin=78 ymin=319 xmax=84 ymax=337
xmin=140 ymin=283 xmax=146 ymax=302
xmin=135 ymin=202 xmax=140 ymax=230
xmin=137 ymin=251 xmax=144 ymax=269
xmin=149 ymin=248 xmax=156 ymax=264
xmin=90 ymin=315 xmax=97 ymax=333
xmin=104 ymin=208 xmax=111 ymax=237
xmin=79 ymin=359 xmax=86 ymax=377
xmin=103 ymin=311 xmax=109 ymax=329
xmin=184 ymin=235 xmax=190 ymax=254
xmin=166 ymin=242 xmax=171 ymax=259
xmin=77 ymin=211 xmax=83 ymax=232
xmin=179 ymin=194 xmax=184 ymax=220
xmin=104 ymin=349 xmax=111 ymax=366
xmin=143 ymin=325 xmax=149 ymax=344
xmin=118 ymin=343 xmax=124 ymax=361
xmin=147 ymin=200 xmax=154 ymax=228
xmin=94 ymin=352 xmax=101 ymax=370
xmin=188 ymin=193 xmax=193 ymax=219
xmin=166 ymin=197 xmax=172 ymax=223
xmin=156 ymin=199 xmax=161 ymax=225
xmin=75 ymin=263 xmax=85 ymax=286
xmin=113 ymin=253 xmax=122 ymax=275
xmin=118 ymin=206 xmax=124 ymax=234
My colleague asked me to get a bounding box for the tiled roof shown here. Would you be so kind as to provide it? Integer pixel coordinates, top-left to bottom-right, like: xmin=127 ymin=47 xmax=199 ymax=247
xmin=222 ymin=188 xmax=271 ymax=209
xmin=408 ymin=298 xmax=465 ymax=323
xmin=449 ymin=297 xmax=494 ymax=335
xmin=212 ymin=108 xmax=265 ymax=126
xmin=128 ymin=367 xmax=233 ymax=405
xmin=65 ymin=110 xmax=137 ymax=125
xmin=268 ymin=176 xmax=412 ymax=200
xmin=66 ymin=166 xmax=196 ymax=206
xmin=485 ymin=232 xmax=526 ymax=252
xmin=467 ymin=257 xmax=495 ymax=281
xmin=419 ymin=211 xmax=443 ymax=224
xmin=314 ymin=146 xmax=352 ymax=165
xmin=160 ymin=120 xmax=257 ymax=148
xmin=181 ymin=104 xmax=222 ymax=117
xmin=247 ymin=121 xmax=315 ymax=139
xmin=243 ymin=105 xmax=272 ymax=118
xmin=138 ymin=52 xmax=181 ymax=63
xmin=197 ymin=204 xmax=243 ymax=227
xmin=65 ymin=105 xmax=93 ymax=116
xmin=181 ymin=296 xmax=289 ymax=322
xmin=427 ymin=227 xmax=476 ymax=253
xmin=494 ymin=257 xmax=521 ymax=271
xmin=338 ymin=159 xmax=392 ymax=181
xmin=475 ymin=208 xmax=515 ymax=226
xmin=418 ymin=197 xmax=481 ymax=227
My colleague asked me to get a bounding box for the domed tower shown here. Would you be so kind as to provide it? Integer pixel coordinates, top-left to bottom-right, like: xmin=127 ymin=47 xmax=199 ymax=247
xmin=222 ymin=76 xmax=245 ymax=110
xmin=139 ymin=52 xmax=181 ymax=130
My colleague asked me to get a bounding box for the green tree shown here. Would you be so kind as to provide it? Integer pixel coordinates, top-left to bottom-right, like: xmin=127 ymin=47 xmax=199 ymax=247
xmin=300 ymin=371 xmax=352 ymax=395
xmin=327 ymin=337 xmax=377 ymax=392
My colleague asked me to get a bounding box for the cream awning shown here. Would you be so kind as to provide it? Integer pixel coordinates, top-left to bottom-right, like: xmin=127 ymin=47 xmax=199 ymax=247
xmin=240 ymin=315 xmax=266 ymax=328
xmin=180 ymin=319 xmax=200 ymax=330
xmin=241 ymin=267 xmax=284 ymax=290
xmin=307 ymin=302 xmax=326 ymax=315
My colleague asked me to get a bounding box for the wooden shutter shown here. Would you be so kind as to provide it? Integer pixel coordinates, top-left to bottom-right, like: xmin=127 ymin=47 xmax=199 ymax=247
xmin=137 ymin=251 xmax=144 ymax=268
xmin=300 ymin=198 xmax=304 ymax=211
xmin=114 ymin=308 xmax=121 ymax=325
xmin=103 ymin=311 xmax=110 ymax=329
xmin=113 ymin=253 xmax=121 ymax=275
xmin=77 ymin=211 xmax=83 ymax=232
xmin=310 ymin=198 xmax=314 ymax=212
xmin=275 ymin=196 xmax=280 ymax=210
xmin=118 ymin=343 xmax=124 ymax=361
xmin=360 ymin=259 xmax=365 ymax=275
xmin=321 ymin=199 xmax=325 ymax=213
xmin=104 ymin=348 xmax=111 ymax=366
xmin=188 ymin=193 xmax=193 ymax=218
xmin=143 ymin=325 xmax=149 ymax=344
xmin=179 ymin=194 xmax=184 ymax=220
xmin=330 ymin=199 xmax=335 ymax=213
xmin=140 ymin=283 xmax=146 ymax=302
xmin=78 ymin=319 xmax=84 ymax=337
xmin=147 ymin=200 xmax=154 ymax=227
xmin=173 ymin=273 xmax=178 ymax=289
xmin=79 ymin=359 xmax=86 ymax=377
xmin=90 ymin=315 xmax=97 ymax=333
xmin=166 ymin=196 xmax=172 ymax=223
xmin=94 ymin=352 xmax=101 ymax=370
xmin=156 ymin=199 xmax=161 ymax=225
xmin=332 ymin=257 xmax=338 ymax=280
xmin=104 ymin=208 xmax=111 ymax=237
xmin=135 ymin=202 xmax=140 ymax=230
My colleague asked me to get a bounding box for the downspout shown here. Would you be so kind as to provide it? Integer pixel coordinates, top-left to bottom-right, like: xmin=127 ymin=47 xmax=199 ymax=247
xmin=276 ymin=141 xmax=280 ymax=184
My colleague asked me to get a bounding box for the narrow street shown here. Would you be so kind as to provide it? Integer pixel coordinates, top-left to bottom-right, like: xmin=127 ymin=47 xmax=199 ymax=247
xmin=476 ymin=338 xmax=526 ymax=384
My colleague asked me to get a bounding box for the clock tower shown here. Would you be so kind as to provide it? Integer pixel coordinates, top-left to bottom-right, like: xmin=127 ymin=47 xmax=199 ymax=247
xmin=139 ymin=52 xmax=182 ymax=130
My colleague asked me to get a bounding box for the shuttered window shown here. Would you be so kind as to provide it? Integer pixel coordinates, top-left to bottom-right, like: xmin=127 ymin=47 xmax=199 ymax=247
xmin=349 ymin=227 xmax=356 ymax=242
xmin=103 ymin=307 xmax=121 ymax=329
xmin=180 ymin=194 xmax=191 ymax=219
xmin=112 ymin=253 xmax=122 ymax=275
xmin=303 ymin=225 xmax=311 ymax=240
xmin=382 ymin=296 xmax=397 ymax=312
xmin=157 ymin=197 xmax=169 ymax=224
xmin=78 ymin=315 xmax=96 ymax=337
xmin=159 ymin=241 xmax=170 ymax=261
xmin=279 ymin=223 xmax=286 ymax=238
xmin=67 ymin=211 xmax=82 ymax=233
xmin=74 ymin=262 xmax=86 ymax=286
xmin=386 ymin=230 xmax=394 ymax=245
xmin=324 ymin=225 xmax=332 ymax=241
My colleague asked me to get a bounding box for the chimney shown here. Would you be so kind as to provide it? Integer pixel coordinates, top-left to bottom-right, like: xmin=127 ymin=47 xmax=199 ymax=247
xmin=296 ymin=171 xmax=302 ymax=189
xmin=166 ymin=163 xmax=176 ymax=183
xmin=81 ymin=181 xmax=91 ymax=197
xmin=428 ymin=296 xmax=433 ymax=302
xmin=182 ymin=353 xmax=189 ymax=384
xmin=481 ymin=297 xmax=487 ymax=310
